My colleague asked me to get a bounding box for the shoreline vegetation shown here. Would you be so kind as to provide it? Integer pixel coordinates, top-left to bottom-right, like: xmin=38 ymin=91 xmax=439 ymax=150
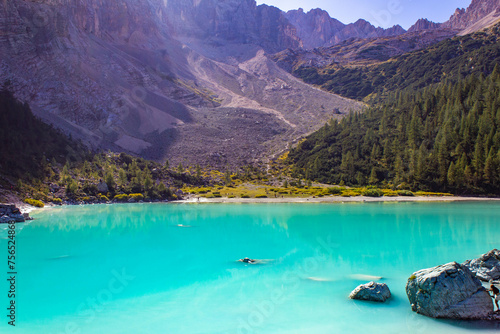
xmin=178 ymin=195 xmax=500 ymax=204
xmin=11 ymin=194 xmax=500 ymax=216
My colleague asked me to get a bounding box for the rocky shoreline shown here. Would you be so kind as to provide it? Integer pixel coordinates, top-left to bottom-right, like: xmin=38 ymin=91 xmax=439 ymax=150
xmin=0 ymin=204 xmax=32 ymax=223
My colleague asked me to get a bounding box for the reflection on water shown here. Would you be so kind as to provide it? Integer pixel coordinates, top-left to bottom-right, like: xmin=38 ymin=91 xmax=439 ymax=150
xmin=0 ymin=202 xmax=499 ymax=334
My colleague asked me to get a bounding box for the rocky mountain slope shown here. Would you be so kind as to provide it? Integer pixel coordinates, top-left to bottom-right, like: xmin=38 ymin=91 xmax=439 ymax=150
xmin=272 ymin=28 xmax=457 ymax=70
xmin=0 ymin=0 xmax=362 ymax=168
xmin=284 ymin=8 xmax=405 ymax=49
xmin=274 ymin=0 xmax=500 ymax=89
xmin=285 ymin=0 xmax=500 ymax=50
xmin=407 ymin=19 xmax=442 ymax=33
xmin=443 ymin=0 xmax=500 ymax=31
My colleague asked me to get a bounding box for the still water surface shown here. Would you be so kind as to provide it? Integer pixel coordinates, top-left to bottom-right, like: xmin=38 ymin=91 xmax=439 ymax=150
xmin=1 ymin=202 xmax=499 ymax=333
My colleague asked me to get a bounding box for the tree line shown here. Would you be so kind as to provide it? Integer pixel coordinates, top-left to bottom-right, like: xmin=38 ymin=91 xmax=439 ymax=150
xmin=287 ymin=69 xmax=500 ymax=195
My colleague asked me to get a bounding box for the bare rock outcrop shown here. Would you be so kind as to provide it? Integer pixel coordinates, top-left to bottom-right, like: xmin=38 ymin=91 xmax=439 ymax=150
xmin=408 ymin=19 xmax=442 ymax=33
xmin=349 ymin=281 xmax=391 ymax=302
xmin=285 ymin=9 xmax=405 ymax=49
xmin=463 ymin=249 xmax=500 ymax=282
xmin=443 ymin=0 xmax=500 ymax=33
xmin=406 ymin=262 xmax=493 ymax=320
xmin=0 ymin=204 xmax=26 ymax=223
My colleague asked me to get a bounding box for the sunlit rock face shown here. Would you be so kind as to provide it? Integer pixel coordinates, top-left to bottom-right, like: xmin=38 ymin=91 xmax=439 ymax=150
xmin=285 ymin=8 xmax=406 ymax=49
xmin=443 ymin=0 xmax=500 ymax=30
xmin=159 ymin=0 xmax=301 ymax=51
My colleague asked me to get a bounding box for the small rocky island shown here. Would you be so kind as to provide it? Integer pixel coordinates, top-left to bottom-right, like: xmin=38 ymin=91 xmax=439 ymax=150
xmin=406 ymin=249 xmax=500 ymax=321
xmin=0 ymin=204 xmax=30 ymax=223
xmin=350 ymin=281 xmax=391 ymax=302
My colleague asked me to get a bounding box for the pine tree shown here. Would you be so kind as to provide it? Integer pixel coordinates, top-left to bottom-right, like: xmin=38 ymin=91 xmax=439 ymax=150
xmin=447 ymin=162 xmax=457 ymax=187
xmin=177 ymin=163 xmax=184 ymax=174
xmin=369 ymin=167 xmax=378 ymax=185
xmin=118 ymin=168 xmax=127 ymax=186
xmin=104 ymin=170 xmax=115 ymax=191
xmin=472 ymin=134 xmax=485 ymax=182
xmin=196 ymin=165 xmax=202 ymax=179
xmin=484 ymin=148 xmax=496 ymax=184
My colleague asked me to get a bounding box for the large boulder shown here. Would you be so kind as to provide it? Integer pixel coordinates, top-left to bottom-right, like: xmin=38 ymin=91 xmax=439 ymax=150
xmin=349 ymin=281 xmax=391 ymax=302
xmin=463 ymin=249 xmax=500 ymax=282
xmin=406 ymin=262 xmax=493 ymax=319
xmin=97 ymin=181 xmax=109 ymax=194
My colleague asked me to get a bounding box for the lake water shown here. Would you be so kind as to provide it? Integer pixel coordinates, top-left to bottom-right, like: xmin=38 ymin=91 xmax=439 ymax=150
xmin=1 ymin=202 xmax=499 ymax=333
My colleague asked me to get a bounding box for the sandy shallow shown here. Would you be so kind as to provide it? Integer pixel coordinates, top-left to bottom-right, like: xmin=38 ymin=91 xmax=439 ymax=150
xmin=179 ymin=195 xmax=500 ymax=204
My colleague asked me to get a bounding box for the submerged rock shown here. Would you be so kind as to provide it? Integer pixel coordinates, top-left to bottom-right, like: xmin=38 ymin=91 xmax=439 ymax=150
xmin=406 ymin=262 xmax=493 ymax=319
xmin=463 ymin=249 xmax=500 ymax=282
xmin=349 ymin=281 xmax=391 ymax=302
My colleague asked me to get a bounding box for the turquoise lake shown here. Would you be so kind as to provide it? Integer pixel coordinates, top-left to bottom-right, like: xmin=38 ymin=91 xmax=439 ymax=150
xmin=1 ymin=202 xmax=499 ymax=333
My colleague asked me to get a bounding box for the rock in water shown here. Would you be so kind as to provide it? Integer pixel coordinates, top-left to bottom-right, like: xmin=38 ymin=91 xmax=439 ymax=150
xmin=349 ymin=281 xmax=391 ymax=302
xmin=463 ymin=249 xmax=500 ymax=282
xmin=0 ymin=204 xmax=26 ymax=223
xmin=406 ymin=262 xmax=493 ymax=319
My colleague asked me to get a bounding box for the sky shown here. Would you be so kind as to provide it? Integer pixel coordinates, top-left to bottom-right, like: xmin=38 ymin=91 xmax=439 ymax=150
xmin=256 ymin=0 xmax=472 ymax=29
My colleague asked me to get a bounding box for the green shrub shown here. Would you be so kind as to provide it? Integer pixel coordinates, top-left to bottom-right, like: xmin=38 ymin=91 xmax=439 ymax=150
xmin=255 ymin=194 xmax=268 ymax=198
xmin=24 ymin=198 xmax=44 ymax=208
xmin=113 ymin=194 xmax=129 ymax=202
xmin=241 ymin=194 xmax=250 ymax=198
xmin=327 ymin=187 xmax=344 ymax=195
xmin=363 ymin=189 xmax=384 ymax=197
xmin=98 ymin=193 xmax=109 ymax=202
xmin=383 ymin=191 xmax=398 ymax=197
xmin=51 ymin=198 xmax=63 ymax=205
xmin=414 ymin=191 xmax=453 ymax=197
xmin=341 ymin=190 xmax=361 ymax=197
xmin=397 ymin=190 xmax=414 ymax=196
xmin=129 ymin=193 xmax=144 ymax=201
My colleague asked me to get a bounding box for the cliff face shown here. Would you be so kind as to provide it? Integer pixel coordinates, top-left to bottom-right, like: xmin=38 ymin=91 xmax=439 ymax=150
xmin=408 ymin=19 xmax=442 ymax=33
xmin=285 ymin=9 xmax=405 ymax=49
xmin=160 ymin=0 xmax=301 ymax=52
xmin=285 ymin=8 xmax=345 ymax=49
xmin=443 ymin=0 xmax=500 ymax=29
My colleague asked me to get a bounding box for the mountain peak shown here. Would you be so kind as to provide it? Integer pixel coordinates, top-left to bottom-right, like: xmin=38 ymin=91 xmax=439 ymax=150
xmin=284 ymin=9 xmax=407 ymax=49
xmin=408 ymin=18 xmax=442 ymax=33
xmin=442 ymin=0 xmax=500 ymax=30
